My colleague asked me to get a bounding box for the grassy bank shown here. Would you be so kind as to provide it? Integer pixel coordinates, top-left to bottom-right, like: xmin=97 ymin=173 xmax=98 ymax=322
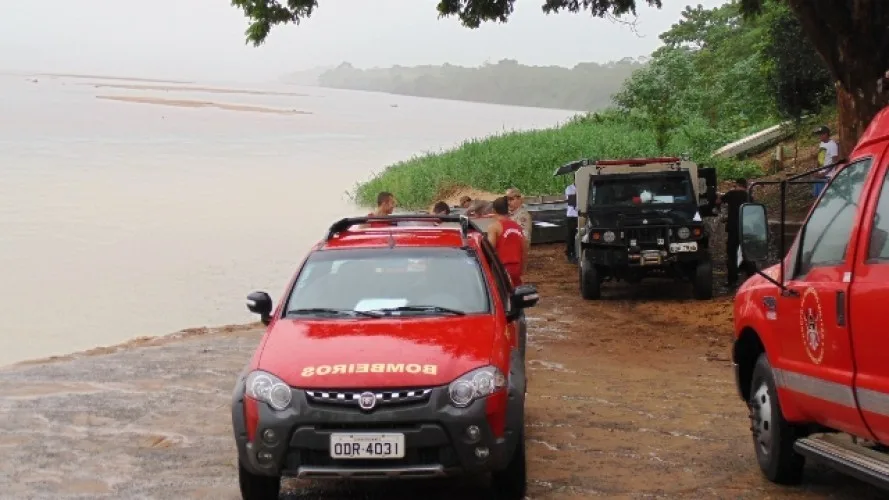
xmin=353 ymin=111 xmax=765 ymax=209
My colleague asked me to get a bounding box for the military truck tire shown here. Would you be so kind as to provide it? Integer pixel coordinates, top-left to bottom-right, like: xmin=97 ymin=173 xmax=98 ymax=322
xmin=579 ymin=252 xmax=601 ymax=300
xmin=492 ymin=429 xmax=527 ymax=499
xmin=238 ymin=463 xmax=281 ymax=500
xmin=749 ymin=354 xmax=805 ymax=485
xmin=692 ymin=259 xmax=713 ymax=300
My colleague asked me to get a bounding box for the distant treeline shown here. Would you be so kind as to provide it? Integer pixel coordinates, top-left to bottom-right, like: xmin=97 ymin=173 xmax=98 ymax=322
xmin=282 ymin=58 xmax=648 ymax=111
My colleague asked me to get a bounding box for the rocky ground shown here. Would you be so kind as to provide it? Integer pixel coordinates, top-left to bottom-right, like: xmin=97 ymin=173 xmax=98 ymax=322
xmin=0 ymin=244 xmax=882 ymax=500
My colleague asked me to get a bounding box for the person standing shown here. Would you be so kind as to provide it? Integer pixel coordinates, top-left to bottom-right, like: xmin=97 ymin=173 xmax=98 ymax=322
xmin=366 ymin=191 xmax=397 ymax=228
xmin=564 ymin=182 xmax=579 ymax=264
xmin=813 ymin=125 xmax=840 ymax=198
xmin=486 ymin=196 xmax=527 ymax=286
xmin=506 ymin=188 xmax=533 ymax=272
xmin=716 ymin=179 xmax=755 ymax=287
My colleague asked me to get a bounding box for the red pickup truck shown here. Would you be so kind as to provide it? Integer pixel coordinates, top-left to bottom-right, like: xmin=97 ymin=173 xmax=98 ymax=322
xmin=732 ymin=103 xmax=889 ymax=491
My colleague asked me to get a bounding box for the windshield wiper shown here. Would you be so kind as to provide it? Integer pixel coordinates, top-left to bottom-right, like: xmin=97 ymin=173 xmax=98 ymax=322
xmin=366 ymin=305 xmax=467 ymax=316
xmin=286 ymin=308 xmax=382 ymax=318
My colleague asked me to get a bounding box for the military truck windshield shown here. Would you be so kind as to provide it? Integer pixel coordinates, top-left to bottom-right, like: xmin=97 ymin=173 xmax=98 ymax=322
xmin=589 ymin=174 xmax=693 ymax=207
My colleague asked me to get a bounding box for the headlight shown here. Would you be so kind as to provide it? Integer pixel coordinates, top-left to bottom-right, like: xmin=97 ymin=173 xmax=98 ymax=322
xmin=677 ymin=226 xmax=691 ymax=239
xmin=245 ymin=370 xmax=292 ymax=411
xmin=448 ymin=366 xmax=507 ymax=408
xmin=603 ymin=230 xmax=616 ymax=243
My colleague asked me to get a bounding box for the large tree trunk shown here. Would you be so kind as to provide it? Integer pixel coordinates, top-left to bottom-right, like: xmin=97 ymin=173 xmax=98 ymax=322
xmin=787 ymin=0 xmax=889 ymax=154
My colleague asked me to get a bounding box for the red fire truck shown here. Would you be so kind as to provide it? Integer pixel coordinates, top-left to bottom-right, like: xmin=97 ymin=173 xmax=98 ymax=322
xmin=732 ymin=103 xmax=889 ymax=490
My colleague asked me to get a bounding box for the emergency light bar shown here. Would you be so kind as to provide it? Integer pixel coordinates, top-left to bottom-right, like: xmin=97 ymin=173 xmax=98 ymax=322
xmin=554 ymin=157 xmax=684 ymax=176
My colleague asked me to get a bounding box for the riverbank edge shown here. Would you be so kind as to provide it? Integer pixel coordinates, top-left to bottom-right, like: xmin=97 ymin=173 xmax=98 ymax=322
xmin=1 ymin=321 xmax=262 ymax=372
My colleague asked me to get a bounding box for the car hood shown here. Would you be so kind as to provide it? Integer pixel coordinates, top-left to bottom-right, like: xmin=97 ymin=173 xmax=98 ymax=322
xmin=587 ymin=205 xmax=699 ymax=228
xmin=258 ymin=315 xmax=497 ymax=389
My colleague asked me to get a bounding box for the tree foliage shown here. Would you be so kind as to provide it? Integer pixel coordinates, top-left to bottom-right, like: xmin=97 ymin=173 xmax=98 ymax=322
xmin=612 ymin=1 xmax=791 ymax=155
xmin=230 ymin=0 xmax=662 ymax=46
xmin=761 ymin=2 xmax=834 ymax=121
xmin=292 ymin=58 xmax=647 ymax=111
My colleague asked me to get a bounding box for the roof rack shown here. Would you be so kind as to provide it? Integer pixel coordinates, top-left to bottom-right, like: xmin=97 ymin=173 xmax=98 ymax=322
xmin=324 ymin=214 xmax=483 ymax=244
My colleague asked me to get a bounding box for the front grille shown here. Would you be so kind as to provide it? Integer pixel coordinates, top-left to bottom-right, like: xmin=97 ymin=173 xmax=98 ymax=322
xmin=305 ymin=388 xmax=433 ymax=409
xmin=623 ymin=226 xmax=668 ymax=245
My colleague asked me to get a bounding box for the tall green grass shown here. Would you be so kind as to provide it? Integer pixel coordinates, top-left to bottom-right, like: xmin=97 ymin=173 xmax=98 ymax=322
xmin=352 ymin=111 xmax=764 ymax=209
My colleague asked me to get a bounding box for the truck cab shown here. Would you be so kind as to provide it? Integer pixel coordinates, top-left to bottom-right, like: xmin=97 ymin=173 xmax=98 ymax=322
xmin=554 ymin=157 xmax=718 ymax=300
xmin=733 ymin=104 xmax=889 ymax=490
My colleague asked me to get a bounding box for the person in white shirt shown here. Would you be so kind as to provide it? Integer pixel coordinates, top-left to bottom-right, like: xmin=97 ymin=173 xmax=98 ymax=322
xmin=564 ymin=183 xmax=578 ymax=264
xmin=813 ymin=125 xmax=840 ymax=198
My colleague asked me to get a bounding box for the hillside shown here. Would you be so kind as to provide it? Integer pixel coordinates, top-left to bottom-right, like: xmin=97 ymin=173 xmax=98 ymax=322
xmin=283 ymin=58 xmax=648 ymax=111
xmin=352 ymin=1 xmax=837 ymax=209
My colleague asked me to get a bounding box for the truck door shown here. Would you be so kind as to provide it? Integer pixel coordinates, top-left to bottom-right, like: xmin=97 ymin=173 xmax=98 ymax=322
xmin=772 ymin=157 xmax=875 ymax=439
xmin=849 ymin=145 xmax=889 ymax=443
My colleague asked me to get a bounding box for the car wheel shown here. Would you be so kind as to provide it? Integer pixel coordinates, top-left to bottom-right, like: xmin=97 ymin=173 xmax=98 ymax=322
xmin=580 ymin=251 xmax=601 ymax=300
xmin=749 ymin=354 xmax=805 ymax=485
xmin=238 ymin=462 xmax=281 ymax=500
xmin=692 ymin=259 xmax=713 ymax=300
xmin=491 ymin=429 xmax=527 ymax=500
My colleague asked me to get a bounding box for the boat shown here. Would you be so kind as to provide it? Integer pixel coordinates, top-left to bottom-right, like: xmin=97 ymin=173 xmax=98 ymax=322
xmin=447 ymin=194 xmax=570 ymax=245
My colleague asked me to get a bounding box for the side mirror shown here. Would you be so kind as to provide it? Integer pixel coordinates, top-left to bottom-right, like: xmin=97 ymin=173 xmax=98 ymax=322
xmin=739 ymin=203 xmax=769 ymax=263
xmin=510 ymin=284 xmax=540 ymax=310
xmin=247 ymin=291 xmax=273 ymax=326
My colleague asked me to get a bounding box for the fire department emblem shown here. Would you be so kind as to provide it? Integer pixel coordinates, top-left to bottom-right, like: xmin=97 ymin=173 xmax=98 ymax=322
xmin=358 ymin=391 xmax=377 ymax=411
xmin=799 ymin=287 xmax=826 ymax=364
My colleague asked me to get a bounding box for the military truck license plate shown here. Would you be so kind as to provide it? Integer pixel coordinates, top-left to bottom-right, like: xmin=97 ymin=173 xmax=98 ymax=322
xmin=669 ymin=242 xmax=698 ymax=253
xmin=330 ymin=433 xmax=405 ymax=459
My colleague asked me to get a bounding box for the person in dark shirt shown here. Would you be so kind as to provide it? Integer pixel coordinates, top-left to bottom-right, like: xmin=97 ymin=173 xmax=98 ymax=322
xmin=716 ymin=178 xmax=756 ymax=287
xmin=432 ymin=201 xmax=450 ymax=215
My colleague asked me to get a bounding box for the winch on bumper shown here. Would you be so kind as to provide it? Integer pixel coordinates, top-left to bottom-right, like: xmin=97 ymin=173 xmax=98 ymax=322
xmin=231 ymin=376 xmax=524 ymax=480
xmin=582 ymin=224 xmax=705 ymax=268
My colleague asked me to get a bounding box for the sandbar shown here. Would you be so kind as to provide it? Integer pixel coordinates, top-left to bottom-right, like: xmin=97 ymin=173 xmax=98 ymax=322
xmin=87 ymin=82 xmax=308 ymax=97
xmin=39 ymin=72 xmax=193 ymax=84
xmin=96 ymin=95 xmax=312 ymax=115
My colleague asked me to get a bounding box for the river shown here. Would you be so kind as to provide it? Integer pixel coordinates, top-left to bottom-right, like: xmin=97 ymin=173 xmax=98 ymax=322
xmin=0 ymin=72 xmax=577 ymax=366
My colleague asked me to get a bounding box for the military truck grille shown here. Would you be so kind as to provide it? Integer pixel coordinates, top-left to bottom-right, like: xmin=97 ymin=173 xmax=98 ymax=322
xmin=305 ymin=388 xmax=433 ymax=408
xmin=623 ymin=226 xmax=669 ymax=245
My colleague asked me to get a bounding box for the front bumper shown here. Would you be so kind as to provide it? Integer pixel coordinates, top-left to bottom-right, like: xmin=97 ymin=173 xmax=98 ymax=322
xmin=232 ymin=380 xmax=521 ymax=480
xmin=584 ymin=244 xmax=705 ymax=268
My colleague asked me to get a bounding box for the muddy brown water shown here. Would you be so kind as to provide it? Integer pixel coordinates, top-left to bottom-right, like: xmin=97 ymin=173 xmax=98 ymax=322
xmin=0 ymin=244 xmax=882 ymax=499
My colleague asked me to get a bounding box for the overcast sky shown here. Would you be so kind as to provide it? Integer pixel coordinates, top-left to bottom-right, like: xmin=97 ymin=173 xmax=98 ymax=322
xmin=1 ymin=0 xmax=729 ymax=83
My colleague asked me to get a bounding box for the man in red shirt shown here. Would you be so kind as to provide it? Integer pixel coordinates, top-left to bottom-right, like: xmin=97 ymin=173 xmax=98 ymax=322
xmin=486 ymin=196 xmax=527 ymax=286
xmin=366 ymin=191 xmax=397 ymax=228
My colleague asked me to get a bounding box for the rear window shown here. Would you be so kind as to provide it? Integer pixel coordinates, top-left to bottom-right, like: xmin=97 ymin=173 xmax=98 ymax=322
xmin=286 ymin=247 xmax=491 ymax=316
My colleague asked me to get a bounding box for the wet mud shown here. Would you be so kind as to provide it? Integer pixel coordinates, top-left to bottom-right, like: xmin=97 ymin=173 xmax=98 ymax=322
xmin=0 ymin=244 xmax=883 ymax=499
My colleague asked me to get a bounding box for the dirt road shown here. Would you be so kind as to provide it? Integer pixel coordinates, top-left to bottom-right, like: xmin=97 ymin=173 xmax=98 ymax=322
xmin=0 ymin=244 xmax=882 ymax=499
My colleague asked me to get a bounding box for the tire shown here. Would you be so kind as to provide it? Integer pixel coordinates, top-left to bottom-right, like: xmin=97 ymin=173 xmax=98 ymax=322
xmin=749 ymin=354 xmax=805 ymax=485
xmin=238 ymin=462 xmax=281 ymax=500
xmin=491 ymin=430 xmax=527 ymax=500
xmin=580 ymin=251 xmax=601 ymax=300
xmin=692 ymin=259 xmax=713 ymax=300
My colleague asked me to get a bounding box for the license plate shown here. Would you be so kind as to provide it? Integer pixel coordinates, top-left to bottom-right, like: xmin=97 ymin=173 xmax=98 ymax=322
xmin=669 ymin=242 xmax=698 ymax=253
xmin=330 ymin=433 xmax=405 ymax=459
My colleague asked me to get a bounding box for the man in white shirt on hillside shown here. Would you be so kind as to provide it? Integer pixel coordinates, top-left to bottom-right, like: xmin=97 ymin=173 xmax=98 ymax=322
xmin=565 ymin=182 xmax=578 ymax=264
xmin=813 ymin=125 xmax=839 ymax=198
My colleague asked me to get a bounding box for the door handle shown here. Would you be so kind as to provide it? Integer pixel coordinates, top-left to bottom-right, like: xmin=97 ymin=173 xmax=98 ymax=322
xmin=836 ymin=291 xmax=846 ymax=326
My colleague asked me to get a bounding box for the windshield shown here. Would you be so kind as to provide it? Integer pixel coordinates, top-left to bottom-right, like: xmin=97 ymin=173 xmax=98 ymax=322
xmin=285 ymin=247 xmax=491 ymax=317
xmin=589 ymin=174 xmax=693 ymax=207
